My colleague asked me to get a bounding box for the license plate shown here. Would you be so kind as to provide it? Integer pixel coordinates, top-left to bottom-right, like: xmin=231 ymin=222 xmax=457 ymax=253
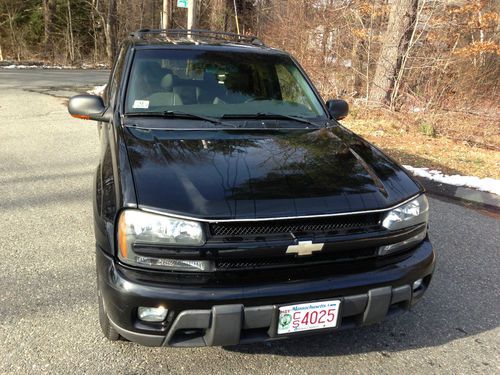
xmin=277 ymin=300 xmax=341 ymax=335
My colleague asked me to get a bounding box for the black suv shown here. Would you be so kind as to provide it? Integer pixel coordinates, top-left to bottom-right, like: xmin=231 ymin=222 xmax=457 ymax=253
xmin=68 ymin=29 xmax=435 ymax=347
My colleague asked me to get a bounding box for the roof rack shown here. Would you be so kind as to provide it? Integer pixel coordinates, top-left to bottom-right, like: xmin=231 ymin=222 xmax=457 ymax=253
xmin=129 ymin=29 xmax=265 ymax=46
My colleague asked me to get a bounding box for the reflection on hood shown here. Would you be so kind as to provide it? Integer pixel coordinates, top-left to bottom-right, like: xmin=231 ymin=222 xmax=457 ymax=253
xmin=124 ymin=126 xmax=420 ymax=219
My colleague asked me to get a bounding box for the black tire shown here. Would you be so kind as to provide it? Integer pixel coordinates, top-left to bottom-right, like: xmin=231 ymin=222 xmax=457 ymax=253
xmin=98 ymin=290 xmax=121 ymax=341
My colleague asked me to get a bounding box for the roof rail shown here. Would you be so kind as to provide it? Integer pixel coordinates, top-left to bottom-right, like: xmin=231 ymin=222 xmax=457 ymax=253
xmin=129 ymin=29 xmax=265 ymax=46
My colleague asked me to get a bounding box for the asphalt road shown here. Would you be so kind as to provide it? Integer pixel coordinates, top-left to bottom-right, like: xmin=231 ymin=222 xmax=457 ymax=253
xmin=0 ymin=68 xmax=109 ymax=88
xmin=0 ymin=70 xmax=499 ymax=374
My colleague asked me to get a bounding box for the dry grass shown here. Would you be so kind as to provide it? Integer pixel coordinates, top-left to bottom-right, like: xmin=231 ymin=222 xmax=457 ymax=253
xmin=343 ymin=107 xmax=500 ymax=179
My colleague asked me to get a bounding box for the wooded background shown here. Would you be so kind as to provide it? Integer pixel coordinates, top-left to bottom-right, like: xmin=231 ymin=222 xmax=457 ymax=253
xmin=0 ymin=0 xmax=499 ymax=113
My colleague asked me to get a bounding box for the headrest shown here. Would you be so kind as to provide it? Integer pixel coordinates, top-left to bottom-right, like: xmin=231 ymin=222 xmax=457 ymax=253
xmin=136 ymin=60 xmax=160 ymax=75
xmin=161 ymin=74 xmax=174 ymax=90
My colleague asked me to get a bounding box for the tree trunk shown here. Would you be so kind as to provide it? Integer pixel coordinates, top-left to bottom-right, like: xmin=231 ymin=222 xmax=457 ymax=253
xmin=90 ymin=0 xmax=99 ymax=64
xmin=351 ymin=36 xmax=364 ymax=96
xmin=43 ymin=0 xmax=57 ymax=60
xmin=139 ymin=0 xmax=145 ymax=29
xmin=210 ymin=0 xmax=227 ymax=31
xmin=369 ymin=0 xmax=418 ymax=106
xmin=161 ymin=0 xmax=171 ymax=29
xmin=150 ymin=0 xmax=156 ymax=28
xmin=67 ymin=0 xmax=75 ymax=63
xmin=105 ymin=0 xmax=118 ymax=66
xmin=5 ymin=7 xmax=20 ymax=61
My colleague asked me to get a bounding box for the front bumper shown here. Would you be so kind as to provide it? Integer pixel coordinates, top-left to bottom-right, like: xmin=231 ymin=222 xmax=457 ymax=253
xmin=96 ymin=239 xmax=435 ymax=347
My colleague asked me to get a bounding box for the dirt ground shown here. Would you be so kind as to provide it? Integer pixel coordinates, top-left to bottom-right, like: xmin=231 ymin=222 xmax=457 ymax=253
xmin=343 ymin=107 xmax=500 ymax=179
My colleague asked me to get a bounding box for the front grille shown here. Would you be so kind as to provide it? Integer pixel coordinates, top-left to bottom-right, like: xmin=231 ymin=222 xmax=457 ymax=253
xmin=216 ymin=247 xmax=377 ymax=270
xmin=209 ymin=213 xmax=381 ymax=237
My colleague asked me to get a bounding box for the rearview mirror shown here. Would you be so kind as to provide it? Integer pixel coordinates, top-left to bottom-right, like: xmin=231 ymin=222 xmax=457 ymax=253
xmin=68 ymin=94 xmax=110 ymax=122
xmin=326 ymin=99 xmax=349 ymax=120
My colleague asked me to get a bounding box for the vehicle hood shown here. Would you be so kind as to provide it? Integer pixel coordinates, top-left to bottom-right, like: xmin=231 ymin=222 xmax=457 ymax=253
xmin=123 ymin=124 xmax=421 ymax=219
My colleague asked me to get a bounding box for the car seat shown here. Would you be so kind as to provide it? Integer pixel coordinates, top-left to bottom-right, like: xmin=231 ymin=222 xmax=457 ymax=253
xmin=148 ymin=73 xmax=183 ymax=107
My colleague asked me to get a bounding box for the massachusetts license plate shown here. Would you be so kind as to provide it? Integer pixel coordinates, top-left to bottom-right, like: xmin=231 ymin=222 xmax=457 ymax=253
xmin=277 ymin=300 xmax=341 ymax=335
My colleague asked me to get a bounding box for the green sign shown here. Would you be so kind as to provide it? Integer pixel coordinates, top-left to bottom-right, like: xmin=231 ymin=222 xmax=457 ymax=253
xmin=177 ymin=0 xmax=188 ymax=8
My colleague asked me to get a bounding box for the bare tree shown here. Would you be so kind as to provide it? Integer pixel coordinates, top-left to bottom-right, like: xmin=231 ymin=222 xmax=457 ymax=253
xmin=138 ymin=0 xmax=145 ymax=28
xmin=369 ymin=0 xmax=419 ymax=106
xmin=0 ymin=0 xmax=497 ymax=114
xmin=67 ymin=0 xmax=75 ymax=63
xmin=210 ymin=0 xmax=228 ymax=31
xmin=89 ymin=0 xmax=100 ymax=64
xmin=3 ymin=2 xmax=21 ymax=61
xmin=43 ymin=0 xmax=57 ymax=60
xmin=162 ymin=0 xmax=171 ymax=29
xmin=105 ymin=0 xmax=118 ymax=65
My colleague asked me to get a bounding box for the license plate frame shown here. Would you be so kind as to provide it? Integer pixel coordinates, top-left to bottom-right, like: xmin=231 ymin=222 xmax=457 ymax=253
xmin=275 ymin=299 xmax=342 ymax=335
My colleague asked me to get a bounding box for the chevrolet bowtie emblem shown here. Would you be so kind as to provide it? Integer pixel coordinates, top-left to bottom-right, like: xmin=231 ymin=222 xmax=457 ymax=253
xmin=286 ymin=241 xmax=324 ymax=256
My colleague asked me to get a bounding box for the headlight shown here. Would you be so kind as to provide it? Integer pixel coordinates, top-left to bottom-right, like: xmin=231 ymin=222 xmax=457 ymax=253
xmin=382 ymin=195 xmax=429 ymax=230
xmin=117 ymin=210 xmax=208 ymax=271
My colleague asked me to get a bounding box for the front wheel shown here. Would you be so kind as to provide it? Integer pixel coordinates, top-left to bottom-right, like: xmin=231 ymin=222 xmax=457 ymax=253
xmin=98 ymin=290 xmax=121 ymax=341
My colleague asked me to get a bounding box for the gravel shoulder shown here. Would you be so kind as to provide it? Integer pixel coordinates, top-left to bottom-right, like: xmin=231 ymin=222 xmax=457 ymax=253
xmin=0 ymin=80 xmax=498 ymax=374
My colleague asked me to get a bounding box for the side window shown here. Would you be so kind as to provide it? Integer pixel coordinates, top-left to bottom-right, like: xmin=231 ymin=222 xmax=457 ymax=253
xmin=275 ymin=64 xmax=311 ymax=109
xmin=106 ymin=47 xmax=127 ymax=105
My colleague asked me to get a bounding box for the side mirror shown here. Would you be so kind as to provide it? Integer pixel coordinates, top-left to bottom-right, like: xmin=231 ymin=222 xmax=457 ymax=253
xmin=326 ymin=99 xmax=349 ymax=120
xmin=68 ymin=94 xmax=110 ymax=122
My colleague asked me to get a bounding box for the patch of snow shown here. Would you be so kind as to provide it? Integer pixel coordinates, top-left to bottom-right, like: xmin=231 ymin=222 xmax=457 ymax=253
xmin=87 ymin=84 xmax=107 ymax=96
xmin=42 ymin=65 xmax=74 ymax=69
xmin=3 ymin=64 xmax=39 ymax=69
xmin=81 ymin=63 xmax=107 ymax=69
xmin=2 ymin=64 xmax=77 ymax=70
xmin=403 ymin=165 xmax=500 ymax=196
xmin=82 ymin=63 xmax=107 ymax=69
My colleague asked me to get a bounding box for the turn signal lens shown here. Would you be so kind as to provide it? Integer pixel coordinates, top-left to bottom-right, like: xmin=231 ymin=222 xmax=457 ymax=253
xmin=378 ymin=229 xmax=427 ymax=256
xmin=71 ymin=114 xmax=90 ymax=120
xmin=118 ymin=213 xmax=128 ymax=258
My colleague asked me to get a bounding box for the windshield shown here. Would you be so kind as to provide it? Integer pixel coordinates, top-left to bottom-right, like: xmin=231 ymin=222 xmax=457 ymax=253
xmin=125 ymin=49 xmax=327 ymax=120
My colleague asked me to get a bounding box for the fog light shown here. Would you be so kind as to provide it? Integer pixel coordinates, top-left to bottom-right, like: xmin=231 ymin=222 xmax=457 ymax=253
xmin=413 ymin=279 xmax=423 ymax=290
xmin=138 ymin=306 xmax=168 ymax=322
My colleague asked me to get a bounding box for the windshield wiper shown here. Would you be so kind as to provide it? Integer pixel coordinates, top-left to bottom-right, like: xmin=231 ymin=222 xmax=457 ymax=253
xmin=221 ymin=113 xmax=322 ymax=128
xmin=126 ymin=110 xmax=236 ymax=127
